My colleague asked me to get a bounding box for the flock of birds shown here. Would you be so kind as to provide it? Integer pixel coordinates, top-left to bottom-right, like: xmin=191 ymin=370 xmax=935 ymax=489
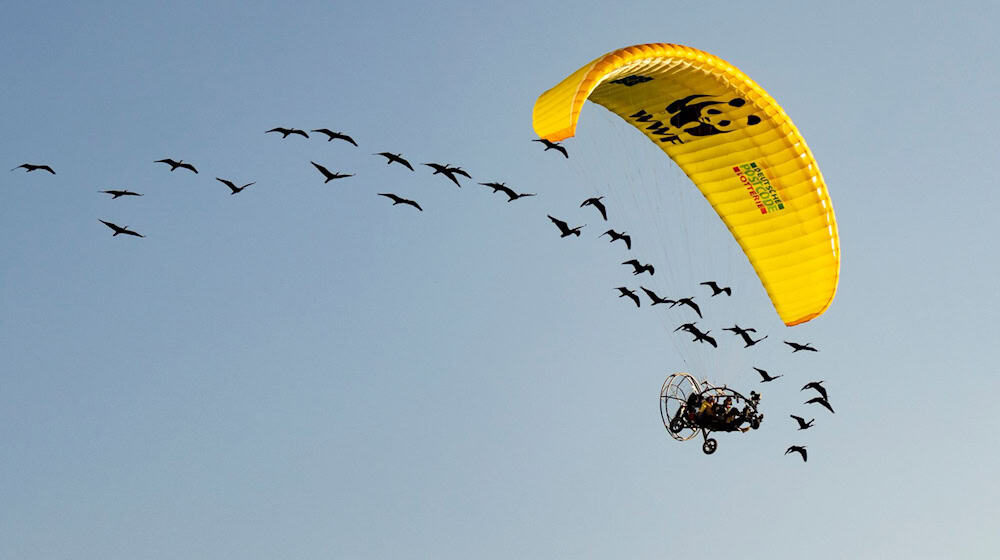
xmin=11 ymin=127 xmax=831 ymax=462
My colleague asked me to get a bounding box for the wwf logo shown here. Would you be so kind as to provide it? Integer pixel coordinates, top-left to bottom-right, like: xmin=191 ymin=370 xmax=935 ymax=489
xmin=628 ymin=94 xmax=762 ymax=144
xmin=610 ymin=75 xmax=653 ymax=87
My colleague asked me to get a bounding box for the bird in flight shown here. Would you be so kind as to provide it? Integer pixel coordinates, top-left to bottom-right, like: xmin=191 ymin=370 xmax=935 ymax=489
xmin=801 ymin=381 xmax=828 ymax=400
xmin=99 ymin=219 xmax=144 ymax=237
xmin=479 ymin=182 xmax=535 ymax=202
xmin=615 ymin=287 xmax=640 ymax=307
xmin=601 ymin=229 xmax=631 ymax=250
xmin=622 ymin=259 xmax=654 ymax=276
xmin=266 ymin=127 xmax=309 ymax=138
xmin=724 ymin=325 xmax=768 ymax=347
xmin=11 ymin=163 xmax=55 ymax=174
xmin=689 ymin=329 xmax=717 ymax=348
xmin=423 ymin=163 xmax=470 ymax=187
xmin=311 ymin=161 xmax=354 ymax=183
xmin=805 ymin=396 xmax=835 ymax=414
xmin=753 ymin=367 xmax=782 ymax=383
xmin=790 ymin=415 xmax=814 ymax=430
xmin=312 ymin=129 xmax=357 ymax=145
xmin=101 ymin=189 xmax=142 ymax=199
xmin=155 ymin=159 xmax=198 ymax=173
xmin=670 ymin=297 xmax=701 ymax=318
xmin=532 ymin=138 xmax=568 ymax=158
xmin=547 ymin=215 xmax=583 ymax=237
xmin=785 ymin=340 xmax=819 ymax=353
xmin=378 ymin=193 xmax=422 ymax=211
xmin=580 ymin=196 xmax=607 ymax=220
xmin=374 ymin=152 xmax=414 ymax=171
xmin=785 ymin=445 xmax=808 ymax=462
xmin=216 ymin=178 xmax=255 ymax=194
xmin=640 ymin=286 xmax=674 ymax=306
xmin=700 ymin=281 xmax=732 ymax=296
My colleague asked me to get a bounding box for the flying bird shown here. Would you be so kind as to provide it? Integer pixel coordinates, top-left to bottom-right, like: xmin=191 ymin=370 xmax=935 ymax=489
xmin=673 ymin=322 xmax=699 ymax=333
xmin=155 ymin=159 xmax=197 ymax=173
xmin=479 ymin=182 xmax=535 ymax=202
xmin=615 ymin=287 xmax=640 ymax=307
xmin=801 ymin=381 xmax=828 ymax=400
xmin=216 ymin=178 xmax=255 ymax=194
xmin=785 ymin=340 xmax=819 ymax=353
xmin=753 ymin=367 xmax=782 ymax=383
xmin=11 ymin=163 xmax=55 ymax=174
xmin=580 ymin=196 xmax=607 ymax=220
xmin=378 ymin=193 xmax=423 ymax=211
xmin=700 ymin=281 xmax=732 ymax=296
xmin=601 ymin=229 xmax=631 ymax=250
xmin=640 ymin=286 xmax=674 ymax=306
xmin=374 ymin=152 xmax=414 ymax=171
xmin=622 ymin=259 xmax=654 ymax=276
xmin=266 ymin=127 xmax=309 ymax=138
xmin=785 ymin=445 xmax=807 ymax=462
xmin=532 ymin=138 xmax=568 ymax=158
xmin=101 ymin=189 xmax=142 ymax=199
xmin=99 ymin=219 xmax=144 ymax=238
xmin=312 ymin=129 xmax=357 ymax=145
xmin=790 ymin=415 xmax=814 ymax=430
xmin=724 ymin=326 xmax=768 ymax=348
xmin=423 ymin=163 xmax=469 ymax=187
xmin=805 ymin=396 xmax=835 ymax=414
xmin=690 ymin=329 xmax=718 ymax=348
xmin=670 ymin=297 xmax=701 ymax=318
xmin=547 ymin=215 xmax=584 ymax=237
xmin=311 ymin=161 xmax=354 ymax=183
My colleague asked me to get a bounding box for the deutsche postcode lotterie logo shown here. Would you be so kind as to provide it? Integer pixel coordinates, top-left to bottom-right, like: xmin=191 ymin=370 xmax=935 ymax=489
xmin=733 ymin=162 xmax=785 ymax=214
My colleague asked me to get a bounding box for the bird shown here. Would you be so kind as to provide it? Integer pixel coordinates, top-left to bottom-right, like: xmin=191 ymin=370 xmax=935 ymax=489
xmin=532 ymin=138 xmax=568 ymax=158
xmin=753 ymin=367 xmax=782 ymax=382
xmin=311 ymin=129 xmax=357 ymax=145
xmin=266 ymin=127 xmax=309 ymax=138
xmin=700 ymin=281 xmax=732 ymax=296
xmin=615 ymin=287 xmax=640 ymax=307
xmin=724 ymin=326 xmax=768 ymax=348
xmin=785 ymin=445 xmax=808 ymax=462
xmin=155 ymin=159 xmax=198 ymax=173
xmin=790 ymin=415 xmax=814 ymax=430
xmin=601 ymin=229 xmax=631 ymax=250
xmin=690 ymin=329 xmax=718 ymax=348
xmin=311 ymin=161 xmax=354 ymax=183
xmin=11 ymin=163 xmax=55 ymax=174
xmin=801 ymin=381 xmax=828 ymax=400
xmin=378 ymin=193 xmax=423 ymax=211
xmin=580 ymin=196 xmax=608 ymax=220
xmin=670 ymin=297 xmax=701 ymax=318
xmin=640 ymin=286 xmax=674 ymax=306
xmin=805 ymin=396 xmax=835 ymax=414
xmin=215 ymin=178 xmax=255 ymax=195
xmin=479 ymin=182 xmax=535 ymax=202
xmin=622 ymin=259 xmax=654 ymax=276
xmin=99 ymin=219 xmax=144 ymax=237
xmin=374 ymin=152 xmax=414 ymax=171
xmin=423 ymin=163 xmax=469 ymax=187
xmin=785 ymin=340 xmax=819 ymax=353
xmin=100 ymin=189 xmax=142 ymax=199
xmin=547 ymin=215 xmax=584 ymax=237
xmin=673 ymin=322 xmax=699 ymax=333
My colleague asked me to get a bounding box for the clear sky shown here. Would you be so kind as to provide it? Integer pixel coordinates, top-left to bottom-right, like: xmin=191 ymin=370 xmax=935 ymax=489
xmin=2 ymin=1 xmax=998 ymax=558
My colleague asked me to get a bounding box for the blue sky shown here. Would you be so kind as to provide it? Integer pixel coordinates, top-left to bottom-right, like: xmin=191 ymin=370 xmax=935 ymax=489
xmin=2 ymin=1 xmax=999 ymax=558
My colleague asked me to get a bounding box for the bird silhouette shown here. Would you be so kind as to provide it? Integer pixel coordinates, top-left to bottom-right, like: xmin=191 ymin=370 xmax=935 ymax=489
xmin=640 ymin=286 xmax=674 ymax=306
xmin=11 ymin=163 xmax=55 ymax=174
xmin=785 ymin=445 xmax=807 ymax=462
xmin=700 ymin=281 xmax=732 ymax=296
xmin=266 ymin=127 xmax=309 ymax=138
xmin=724 ymin=326 xmax=767 ymax=347
xmin=99 ymin=219 xmax=144 ymax=237
xmin=374 ymin=152 xmax=414 ymax=171
xmin=216 ymin=178 xmax=255 ymax=194
xmin=785 ymin=340 xmax=819 ymax=353
xmin=753 ymin=367 xmax=782 ymax=382
xmin=805 ymin=396 xmax=835 ymax=414
xmin=601 ymin=229 xmax=631 ymax=250
xmin=423 ymin=163 xmax=469 ymax=187
xmin=547 ymin=215 xmax=584 ymax=237
xmin=622 ymin=259 xmax=654 ymax=276
xmin=101 ymin=189 xmax=142 ymax=199
xmin=155 ymin=159 xmax=197 ymax=173
xmin=790 ymin=415 xmax=814 ymax=430
xmin=615 ymin=287 xmax=640 ymax=307
xmin=673 ymin=322 xmax=699 ymax=333
xmin=690 ymin=329 xmax=717 ymax=348
xmin=378 ymin=193 xmax=422 ymax=211
xmin=801 ymin=381 xmax=828 ymax=400
xmin=670 ymin=297 xmax=701 ymax=318
xmin=479 ymin=182 xmax=535 ymax=202
xmin=580 ymin=196 xmax=607 ymax=220
xmin=532 ymin=138 xmax=568 ymax=158
xmin=311 ymin=129 xmax=357 ymax=145
xmin=311 ymin=161 xmax=354 ymax=183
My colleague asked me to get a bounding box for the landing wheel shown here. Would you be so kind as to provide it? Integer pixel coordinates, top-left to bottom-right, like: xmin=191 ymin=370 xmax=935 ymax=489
xmin=702 ymin=438 xmax=717 ymax=455
xmin=660 ymin=373 xmax=702 ymax=442
xmin=668 ymin=417 xmax=684 ymax=434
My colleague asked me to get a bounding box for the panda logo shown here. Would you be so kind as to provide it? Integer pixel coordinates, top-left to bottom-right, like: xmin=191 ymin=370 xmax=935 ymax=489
xmin=665 ymin=94 xmax=761 ymax=137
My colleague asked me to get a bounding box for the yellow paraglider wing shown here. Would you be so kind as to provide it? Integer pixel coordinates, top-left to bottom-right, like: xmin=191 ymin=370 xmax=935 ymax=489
xmin=533 ymin=43 xmax=839 ymax=326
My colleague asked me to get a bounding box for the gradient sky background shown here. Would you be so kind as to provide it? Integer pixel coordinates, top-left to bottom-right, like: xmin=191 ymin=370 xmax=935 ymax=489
xmin=3 ymin=1 xmax=999 ymax=558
